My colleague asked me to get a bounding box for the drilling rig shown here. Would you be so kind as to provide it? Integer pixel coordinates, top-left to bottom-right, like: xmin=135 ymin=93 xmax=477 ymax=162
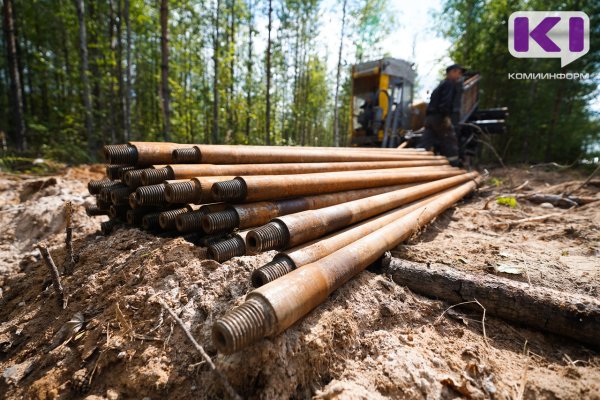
xmin=349 ymin=58 xmax=507 ymax=162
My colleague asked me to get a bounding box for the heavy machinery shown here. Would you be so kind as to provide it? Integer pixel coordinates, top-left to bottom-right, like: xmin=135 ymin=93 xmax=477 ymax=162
xmin=350 ymin=58 xmax=507 ymax=162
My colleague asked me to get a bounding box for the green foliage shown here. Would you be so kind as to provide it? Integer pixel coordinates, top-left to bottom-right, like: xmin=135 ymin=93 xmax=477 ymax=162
xmin=0 ymin=156 xmax=63 ymax=174
xmin=496 ymin=196 xmax=518 ymax=208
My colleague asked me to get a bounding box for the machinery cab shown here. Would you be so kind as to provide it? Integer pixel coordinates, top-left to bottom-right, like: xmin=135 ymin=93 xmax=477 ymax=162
xmin=350 ymin=58 xmax=416 ymax=148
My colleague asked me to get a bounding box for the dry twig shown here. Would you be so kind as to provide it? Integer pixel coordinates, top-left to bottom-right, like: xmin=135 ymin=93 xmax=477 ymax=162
xmin=64 ymin=201 xmax=76 ymax=275
xmin=434 ymin=298 xmax=489 ymax=346
xmin=37 ymin=243 xmax=66 ymax=308
xmin=157 ymin=298 xmax=242 ymax=400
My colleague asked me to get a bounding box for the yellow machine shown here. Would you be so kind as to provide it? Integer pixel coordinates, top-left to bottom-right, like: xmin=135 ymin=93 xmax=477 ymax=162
xmin=350 ymin=58 xmax=416 ymax=147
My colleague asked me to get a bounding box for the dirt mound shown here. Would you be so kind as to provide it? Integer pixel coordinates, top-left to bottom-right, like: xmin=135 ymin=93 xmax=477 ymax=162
xmin=0 ymin=166 xmax=599 ymax=399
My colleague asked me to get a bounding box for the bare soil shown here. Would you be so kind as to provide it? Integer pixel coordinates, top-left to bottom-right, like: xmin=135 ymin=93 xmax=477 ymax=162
xmin=0 ymin=165 xmax=598 ymax=399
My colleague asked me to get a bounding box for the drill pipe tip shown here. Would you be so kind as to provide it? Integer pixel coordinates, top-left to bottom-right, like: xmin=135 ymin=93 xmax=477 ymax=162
xmin=165 ymin=181 xmax=199 ymax=204
xmin=207 ymin=235 xmax=246 ymax=262
xmin=141 ymin=167 xmax=174 ymax=186
xmin=101 ymin=219 xmax=122 ymax=235
xmin=142 ymin=213 xmax=161 ymax=230
xmin=88 ymin=178 xmax=112 ymax=195
xmin=172 ymin=147 xmax=201 ymax=163
xmin=212 ymin=297 xmax=271 ymax=354
xmin=136 ymin=184 xmax=168 ymax=207
xmin=159 ymin=207 xmax=190 ymax=230
xmin=103 ymin=144 xmax=138 ymax=165
xmin=124 ymin=169 xmax=146 ymax=188
xmin=175 ymin=210 xmax=205 ymax=233
xmin=202 ymin=209 xmax=240 ymax=234
xmin=85 ymin=206 xmax=108 ymax=217
xmin=251 ymin=257 xmax=295 ymax=288
xmin=246 ymin=221 xmax=290 ymax=253
xmin=105 ymin=165 xmax=124 ymax=180
xmin=211 ymin=178 xmax=247 ymax=203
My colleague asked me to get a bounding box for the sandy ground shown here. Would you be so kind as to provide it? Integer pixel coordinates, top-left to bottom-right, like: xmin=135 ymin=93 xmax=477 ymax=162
xmin=0 ymin=165 xmax=599 ymax=399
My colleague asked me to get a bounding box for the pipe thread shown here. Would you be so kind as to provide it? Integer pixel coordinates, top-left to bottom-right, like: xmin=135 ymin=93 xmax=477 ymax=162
xmin=202 ymin=209 xmax=240 ymax=234
xmin=246 ymin=221 xmax=290 ymax=253
xmin=142 ymin=167 xmax=174 ymax=186
xmin=117 ymin=166 xmax=136 ymax=180
xmin=88 ymin=178 xmax=112 ymax=195
xmin=103 ymin=144 xmax=138 ymax=165
xmin=105 ymin=165 xmax=124 ymax=180
xmin=175 ymin=210 xmax=207 ymax=233
xmin=207 ymin=236 xmax=246 ymax=262
xmin=85 ymin=206 xmax=108 ymax=217
xmin=212 ymin=298 xmax=269 ymax=354
xmin=142 ymin=213 xmax=161 ymax=230
xmin=128 ymin=192 xmax=139 ymax=208
xmin=110 ymin=186 xmax=133 ymax=205
xmin=159 ymin=207 xmax=190 ymax=230
xmin=95 ymin=197 xmax=112 ymax=210
xmin=101 ymin=219 xmax=122 ymax=235
xmin=172 ymin=147 xmax=200 ymax=163
xmin=251 ymin=258 xmax=295 ymax=287
xmin=165 ymin=181 xmax=199 ymax=204
xmin=212 ymin=179 xmax=246 ymax=202
xmin=136 ymin=184 xmax=168 ymax=206
xmin=124 ymin=169 xmax=146 ymax=188
xmin=109 ymin=205 xmax=128 ymax=219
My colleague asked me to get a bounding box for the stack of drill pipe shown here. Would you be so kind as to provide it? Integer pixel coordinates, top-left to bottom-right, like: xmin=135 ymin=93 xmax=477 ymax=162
xmin=212 ymin=176 xmax=481 ymax=354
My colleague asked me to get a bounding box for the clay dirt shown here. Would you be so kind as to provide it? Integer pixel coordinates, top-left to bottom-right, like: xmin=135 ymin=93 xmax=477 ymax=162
xmin=0 ymin=165 xmax=599 ymax=399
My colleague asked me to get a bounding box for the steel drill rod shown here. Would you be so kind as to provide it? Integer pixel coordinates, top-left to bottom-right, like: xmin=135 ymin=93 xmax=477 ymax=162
xmin=165 ymin=176 xmax=236 ymax=204
xmin=212 ymin=177 xmax=481 ymax=354
xmin=246 ymin=172 xmax=476 ymax=252
xmin=213 ymin=166 xmax=463 ymax=204
xmin=141 ymin=159 xmax=449 ymax=186
xmin=202 ymin=183 xmax=415 ymax=235
xmin=135 ymin=179 xmax=188 ymax=207
xmin=251 ymin=191 xmax=446 ymax=287
xmin=158 ymin=204 xmax=201 ymax=230
xmin=104 ymin=142 xmax=434 ymax=166
xmin=173 ymin=145 xmax=444 ymax=164
xmin=207 ymin=230 xmax=250 ymax=262
xmin=175 ymin=203 xmax=228 ymax=233
xmin=88 ymin=178 xmax=118 ymax=195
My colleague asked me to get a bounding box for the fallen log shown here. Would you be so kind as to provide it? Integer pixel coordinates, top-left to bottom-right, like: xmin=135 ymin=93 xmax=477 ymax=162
xmin=384 ymin=257 xmax=600 ymax=348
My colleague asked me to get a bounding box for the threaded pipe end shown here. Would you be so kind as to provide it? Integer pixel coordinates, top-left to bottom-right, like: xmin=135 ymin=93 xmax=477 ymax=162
xmin=109 ymin=205 xmax=128 ymax=219
xmin=202 ymin=209 xmax=240 ymax=234
xmin=85 ymin=206 xmax=108 ymax=217
xmin=103 ymin=144 xmax=138 ymax=165
xmin=172 ymin=147 xmax=200 ymax=163
xmin=212 ymin=178 xmax=247 ymax=202
xmin=136 ymin=184 xmax=168 ymax=207
xmin=124 ymin=169 xmax=146 ymax=188
xmin=128 ymin=192 xmax=139 ymax=208
xmin=142 ymin=212 xmax=161 ymax=230
xmin=95 ymin=197 xmax=111 ymax=210
xmin=101 ymin=219 xmax=122 ymax=235
xmin=212 ymin=297 xmax=270 ymax=354
xmin=207 ymin=236 xmax=246 ymax=262
xmin=117 ymin=166 xmax=136 ymax=180
xmin=88 ymin=178 xmax=111 ymax=195
xmin=105 ymin=165 xmax=125 ymax=180
xmin=110 ymin=186 xmax=133 ymax=205
xmin=159 ymin=207 xmax=190 ymax=230
xmin=142 ymin=167 xmax=174 ymax=186
xmin=165 ymin=181 xmax=199 ymax=204
xmin=175 ymin=210 xmax=206 ymax=233
xmin=246 ymin=221 xmax=290 ymax=253
xmin=251 ymin=257 xmax=295 ymax=288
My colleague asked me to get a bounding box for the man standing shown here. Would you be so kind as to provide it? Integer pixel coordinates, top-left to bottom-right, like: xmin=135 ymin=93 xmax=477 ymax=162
xmin=419 ymin=64 xmax=465 ymax=166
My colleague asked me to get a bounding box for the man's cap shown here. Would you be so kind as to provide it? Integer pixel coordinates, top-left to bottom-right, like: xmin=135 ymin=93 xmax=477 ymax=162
xmin=446 ymin=64 xmax=466 ymax=74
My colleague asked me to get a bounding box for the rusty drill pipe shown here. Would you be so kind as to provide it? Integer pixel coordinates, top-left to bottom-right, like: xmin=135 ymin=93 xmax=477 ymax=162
xmin=99 ymin=183 xmax=128 ymax=203
xmin=207 ymin=231 xmax=250 ymax=262
xmin=103 ymin=142 xmax=195 ymax=166
xmin=126 ymin=207 xmax=156 ymax=225
xmin=251 ymin=191 xmax=447 ymax=287
xmin=158 ymin=204 xmax=201 ymax=230
xmin=110 ymin=186 xmax=134 ymax=205
xmin=142 ymin=212 xmax=162 ymax=230
xmin=88 ymin=178 xmax=118 ymax=195
xmin=246 ymin=172 xmax=477 ymax=253
xmin=124 ymin=169 xmax=146 ymax=188
xmin=85 ymin=206 xmax=109 ymax=217
xmin=109 ymin=204 xmax=129 ymax=219
xmin=175 ymin=203 xmax=228 ymax=233
xmin=135 ymin=180 xmax=186 ymax=207
xmin=165 ymin=176 xmax=235 ymax=204
xmin=202 ymin=183 xmax=412 ymax=235
xmin=212 ymin=178 xmax=481 ymax=354
xmin=95 ymin=196 xmax=112 ymax=210
xmin=101 ymin=219 xmax=123 ymax=235
xmin=128 ymin=192 xmax=140 ymax=209
xmin=118 ymin=166 xmax=136 ymax=180
xmin=103 ymin=144 xmax=136 ymax=164
xmin=141 ymin=159 xmax=450 ymax=186
xmin=213 ymin=166 xmax=461 ymax=203
xmin=172 ymin=145 xmax=444 ymax=164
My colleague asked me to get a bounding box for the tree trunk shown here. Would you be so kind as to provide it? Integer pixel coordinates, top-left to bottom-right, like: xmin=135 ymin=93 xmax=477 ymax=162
xmin=265 ymin=0 xmax=272 ymax=145
xmin=73 ymin=0 xmax=94 ymax=156
xmin=212 ymin=0 xmax=221 ymax=144
xmin=123 ymin=0 xmax=132 ymax=141
xmin=2 ymin=0 xmax=26 ymax=151
xmin=245 ymin=0 xmax=253 ymax=139
xmin=385 ymin=257 xmax=600 ymax=348
xmin=160 ymin=0 xmax=171 ymax=141
xmin=333 ymin=0 xmax=347 ymax=148
xmin=228 ymin=0 xmax=235 ymax=133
